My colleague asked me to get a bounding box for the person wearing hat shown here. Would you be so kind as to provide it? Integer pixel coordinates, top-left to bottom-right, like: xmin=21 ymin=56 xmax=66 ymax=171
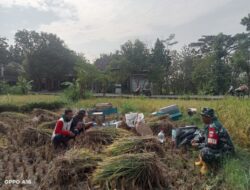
xmin=191 ymin=107 xmax=234 ymax=174
xmin=70 ymin=109 xmax=93 ymax=135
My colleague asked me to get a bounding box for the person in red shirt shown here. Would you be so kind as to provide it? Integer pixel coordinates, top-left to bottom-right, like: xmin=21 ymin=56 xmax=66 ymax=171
xmin=52 ymin=109 xmax=75 ymax=149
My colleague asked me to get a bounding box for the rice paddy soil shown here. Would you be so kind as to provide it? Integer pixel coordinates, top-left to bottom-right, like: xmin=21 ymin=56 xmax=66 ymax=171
xmin=0 ymin=95 xmax=249 ymax=190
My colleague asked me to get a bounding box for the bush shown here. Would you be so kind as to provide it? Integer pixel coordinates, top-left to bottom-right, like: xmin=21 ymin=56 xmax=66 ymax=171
xmin=120 ymin=102 xmax=137 ymax=114
xmin=0 ymin=104 xmax=19 ymax=112
xmin=20 ymin=101 xmax=65 ymax=112
xmin=82 ymin=90 xmax=93 ymax=99
xmin=0 ymin=101 xmax=65 ymax=113
xmin=62 ymin=83 xmax=81 ymax=102
xmin=0 ymin=77 xmax=32 ymax=95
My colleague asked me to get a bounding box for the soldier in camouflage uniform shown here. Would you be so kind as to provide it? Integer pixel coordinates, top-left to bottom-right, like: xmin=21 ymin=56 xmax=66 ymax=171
xmin=192 ymin=108 xmax=234 ymax=174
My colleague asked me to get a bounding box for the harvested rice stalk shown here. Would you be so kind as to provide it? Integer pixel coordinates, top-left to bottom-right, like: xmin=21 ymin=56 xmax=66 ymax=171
xmin=83 ymin=127 xmax=133 ymax=147
xmin=0 ymin=121 xmax=9 ymax=134
xmin=32 ymin=108 xmax=60 ymax=120
xmin=0 ymin=112 xmax=31 ymax=128
xmin=19 ymin=127 xmax=51 ymax=147
xmin=105 ymin=136 xmax=165 ymax=157
xmin=39 ymin=148 xmax=101 ymax=190
xmin=93 ymin=153 xmax=169 ymax=190
xmin=148 ymin=119 xmax=174 ymax=136
xmin=37 ymin=120 xmax=56 ymax=131
xmin=0 ymin=112 xmax=29 ymax=119
xmin=0 ymin=135 xmax=8 ymax=148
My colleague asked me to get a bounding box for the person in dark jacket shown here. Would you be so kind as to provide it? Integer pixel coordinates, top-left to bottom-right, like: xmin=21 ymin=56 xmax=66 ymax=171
xmin=52 ymin=109 xmax=75 ymax=149
xmin=192 ymin=108 xmax=234 ymax=174
xmin=70 ymin=109 xmax=93 ymax=135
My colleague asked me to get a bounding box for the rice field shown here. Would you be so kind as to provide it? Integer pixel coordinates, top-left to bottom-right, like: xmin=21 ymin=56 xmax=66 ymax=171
xmin=0 ymin=94 xmax=250 ymax=148
xmin=0 ymin=95 xmax=250 ymax=189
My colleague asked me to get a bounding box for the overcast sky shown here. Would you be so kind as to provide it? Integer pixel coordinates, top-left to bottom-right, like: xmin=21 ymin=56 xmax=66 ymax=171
xmin=0 ymin=0 xmax=250 ymax=61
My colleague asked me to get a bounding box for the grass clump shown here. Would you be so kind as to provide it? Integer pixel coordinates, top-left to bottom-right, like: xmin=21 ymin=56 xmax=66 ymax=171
xmin=120 ymin=101 xmax=137 ymax=114
xmin=222 ymin=150 xmax=250 ymax=190
xmin=105 ymin=136 xmax=165 ymax=157
xmin=92 ymin=152 xmax=169 ymax=190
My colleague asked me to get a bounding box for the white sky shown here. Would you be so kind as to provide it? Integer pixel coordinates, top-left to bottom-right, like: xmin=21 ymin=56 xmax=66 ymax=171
xmin=0 ymin=0 xmax=250 ymax=61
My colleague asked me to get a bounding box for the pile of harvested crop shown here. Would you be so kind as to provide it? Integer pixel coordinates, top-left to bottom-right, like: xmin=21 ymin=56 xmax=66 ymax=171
xmin=37 ymin=120 xmax=56 ymax=131
xmin=0 ymin=112 xmax=30 ymax=127
xmin=148 ymin=118 xmax=174 ymax=136
xmin=39 ymin=148 xmax=101 ymax=190
xmin=19 ymin=127 xmax=51 ymax=147
xmin=0 ymin=121 xmax=9 ymax=134
xmin=92 ymin=152 xmax=169 ymax=190
xmin=32 ymin=109 xmax=60 ymax=123
xmin=82 ymin=127 xmax=133 ymax=147
xmin=105 ymin=136 xmax=165 ymax=157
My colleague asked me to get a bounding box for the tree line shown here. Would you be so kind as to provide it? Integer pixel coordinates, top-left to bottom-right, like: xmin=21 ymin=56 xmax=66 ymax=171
xmin=0 ymin=14 xmax=250 ymax=96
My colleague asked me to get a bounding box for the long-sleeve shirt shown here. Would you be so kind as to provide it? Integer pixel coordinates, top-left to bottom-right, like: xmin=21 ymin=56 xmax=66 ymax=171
xmin=198 ymin=118 xmax=234 ymax=152
xmin=53 ymin=119 xmax=72 ymax=136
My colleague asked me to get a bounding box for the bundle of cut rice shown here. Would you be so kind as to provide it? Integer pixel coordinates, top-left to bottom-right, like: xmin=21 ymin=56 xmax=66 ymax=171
xmin=83 ymin=127 xmax=133 ymax=146
xmin=39 ymin=148 xmax=101 ymax=190
xmin=92 ymin=152 xmax=169 ymax=190
xmin=105 ymin=136 xmax=165 ymax=157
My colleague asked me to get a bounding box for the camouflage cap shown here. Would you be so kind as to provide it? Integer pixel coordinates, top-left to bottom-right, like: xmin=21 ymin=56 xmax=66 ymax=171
xmin=200 ymin=107 xmax=215 ymax=118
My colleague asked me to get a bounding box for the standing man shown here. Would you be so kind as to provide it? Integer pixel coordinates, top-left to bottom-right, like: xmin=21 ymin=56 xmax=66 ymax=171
xmin=52 ymin=109 xmax=75 ymax=149
xmin=192 ymin=108 xmax=234 ymax=174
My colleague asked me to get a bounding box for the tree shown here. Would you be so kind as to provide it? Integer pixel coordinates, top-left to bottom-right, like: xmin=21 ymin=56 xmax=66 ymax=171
xmin=150 ymin=38 xmax=171 ymax=94
xmin=241 ymin=13 xmax=250 ymax=31
xmin=75 ymin=54 xmax=99 ymax=97
xmin=94 ymin=54 xmax=113 ymax=71
xmin=17 ymin=30 xmax=76 ymax=90
xmin=190 ymin=33 xmax=233 ymax=94
xmin=231 ymin=33 xmax=250 ymax=89
xmin=0 ymin=37 xmax=9 ymax=78
xmin=178 ymin=46 xmax=198 ymax=94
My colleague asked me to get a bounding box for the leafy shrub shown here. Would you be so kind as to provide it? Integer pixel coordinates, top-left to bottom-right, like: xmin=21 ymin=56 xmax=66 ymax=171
xmin=0 ymin=104 xmax=19 ymax=112
xmin=120 ymin=102 xmax=137 ymax=114
xmin=82 ymin=90 xmax=93 ymax=99
xmin=62 ymin=82 xmax=81 ymax=102
xmin=20 ymin=101 xmax=65 ymax=112
xmin=0 ymin=77 xmax=32 ymax=95
xmin=0 ymin=101 xmax=65 ymax=113
xmin=62 ymin=81 xmax=93 ymax=102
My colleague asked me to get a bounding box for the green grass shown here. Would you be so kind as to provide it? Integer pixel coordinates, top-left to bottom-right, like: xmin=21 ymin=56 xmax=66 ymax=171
xmin=0 ymin=94 xmax=61 ymax=106
xmin=223 ymin=149 xmax=250 ymax=190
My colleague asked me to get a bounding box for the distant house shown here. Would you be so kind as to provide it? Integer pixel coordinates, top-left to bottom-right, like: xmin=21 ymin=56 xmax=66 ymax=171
xmin=0 ymin=65 xmax=18 ymax=84
xmin=130 ymin=73 xmax=150 ymax=93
